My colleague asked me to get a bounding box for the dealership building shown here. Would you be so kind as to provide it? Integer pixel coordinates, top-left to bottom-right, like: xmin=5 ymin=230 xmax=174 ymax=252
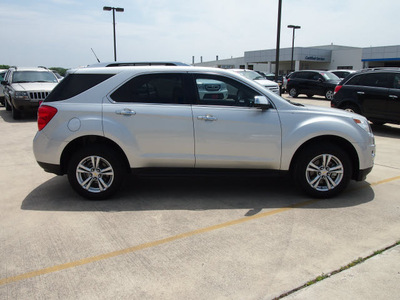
xmin=194 ymin=44 xmax=400 ymax=75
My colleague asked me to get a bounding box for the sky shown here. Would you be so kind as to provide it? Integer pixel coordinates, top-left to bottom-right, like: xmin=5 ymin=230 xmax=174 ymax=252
xmin=1 ymin=0 xmax=399 ymax=69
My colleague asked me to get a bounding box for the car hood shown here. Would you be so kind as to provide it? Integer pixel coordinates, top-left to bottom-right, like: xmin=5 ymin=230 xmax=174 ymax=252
xmin=11 ymin=82 xmax=58 ymax=92
xmin=254 ymin=79 xmax=278 ymax=87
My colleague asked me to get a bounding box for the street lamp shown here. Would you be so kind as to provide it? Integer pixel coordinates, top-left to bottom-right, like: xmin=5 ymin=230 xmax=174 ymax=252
xmin=103 ymin=6 xmax=124 ymax=61
xmin=287 ymin=25 xmax=301 ymax=72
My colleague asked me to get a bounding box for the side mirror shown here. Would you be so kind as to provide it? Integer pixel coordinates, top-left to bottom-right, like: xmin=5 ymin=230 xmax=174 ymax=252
xmin=318 ymin=78 xmax=324 ymax=82
xmin=254 ymin=96 xmax=271 ymax=110
xmin=1 ymin=80 xmax=7 ymax=86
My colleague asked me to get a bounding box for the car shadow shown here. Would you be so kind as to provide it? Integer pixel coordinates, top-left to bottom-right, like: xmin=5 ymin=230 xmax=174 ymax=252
xmin=371 ymin=123 xmax=400 ymax=138
xmin=21 ymin=174 xmax=375 ymax=214
xmin=0 ymin=107 xmax=37 ymax=123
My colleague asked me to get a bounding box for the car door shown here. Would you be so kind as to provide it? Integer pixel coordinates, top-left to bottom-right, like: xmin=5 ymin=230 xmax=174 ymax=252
xmin=387 ymin=73 xmax=400 ymax=122
xmin=191 ymin=73 xmax=282 ymax=169
xmin=103 ymin=72 xmax=195 ymax=168
xmin=357 ymin=73 xmax=389 ymax=119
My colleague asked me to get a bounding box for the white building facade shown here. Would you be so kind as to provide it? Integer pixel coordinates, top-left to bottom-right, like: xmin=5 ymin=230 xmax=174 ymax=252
xmin=195 ymin=44 xmax=400 ymax=75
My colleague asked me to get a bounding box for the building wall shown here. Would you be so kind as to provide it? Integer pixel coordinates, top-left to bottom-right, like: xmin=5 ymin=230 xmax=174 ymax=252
xmin=330 ymin=48 xmax=363 ymax=70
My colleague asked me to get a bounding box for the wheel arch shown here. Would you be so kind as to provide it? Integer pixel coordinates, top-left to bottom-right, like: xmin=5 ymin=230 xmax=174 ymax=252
xmin=60 ymin=135 xmax=130 ymax=175
xmin=289 ymin=135 xmax=360 ymax=180
xmin=337 ymin=100 xmax=363 ymax=114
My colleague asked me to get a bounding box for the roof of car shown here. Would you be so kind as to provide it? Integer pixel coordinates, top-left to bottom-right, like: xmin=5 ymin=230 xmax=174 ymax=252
xmin=85 ymin=61 xmax=190 ymax=68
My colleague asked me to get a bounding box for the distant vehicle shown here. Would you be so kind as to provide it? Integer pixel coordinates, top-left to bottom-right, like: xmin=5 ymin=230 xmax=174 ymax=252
xmin=1 ymin=66 xmax=59 ymax=119
xmin=286 ymin=70 xmax=340 ymax=100
xmin=331 ymin=68 xmax=400 ymax=126
xmin=329 ymin=70 xmax=357 ymax=80
xmin=0 ymin=69 xmax=7 ymax=105
xmin=33 ymin=66 xmax=375 ymax=200
xmin=229 ymin=69 xmax=280 ymax=95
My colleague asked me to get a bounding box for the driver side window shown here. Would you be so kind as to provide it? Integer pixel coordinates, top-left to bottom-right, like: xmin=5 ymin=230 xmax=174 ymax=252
xmin=194 ymin=75 xmax=260 ymax=107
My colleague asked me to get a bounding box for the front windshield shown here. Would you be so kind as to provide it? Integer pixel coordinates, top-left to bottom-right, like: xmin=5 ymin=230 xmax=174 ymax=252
xmin=12 ymin=71 xmax=58 ymax=83
xmin=238 ymin=70 xmax=265 ymax=81
xmin=320 ymin=72 xmax=339 ymax=81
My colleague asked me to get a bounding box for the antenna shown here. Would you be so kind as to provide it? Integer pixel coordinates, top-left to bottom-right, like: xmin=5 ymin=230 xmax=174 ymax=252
xmin=91 ymin=48 xmax=101 ymax=63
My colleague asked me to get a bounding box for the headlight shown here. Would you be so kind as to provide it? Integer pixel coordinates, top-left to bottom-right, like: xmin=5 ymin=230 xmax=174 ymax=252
xmin=15 ymin=91 xmax=29 ymax=99
xmin=353 ymin=118 xmax=372 ymax=133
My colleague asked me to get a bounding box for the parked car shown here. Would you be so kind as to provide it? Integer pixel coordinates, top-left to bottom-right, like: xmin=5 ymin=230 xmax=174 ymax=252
xmin=1 ymin=66 xmax=59 ymax=119
xmin=286 ymin=70 xmax=340 ymax=100
xmin=0 ymin=69 xmax=7 ymax=106
xmin=257 ymin=72 xmax=285 ymax=93
xmin=33 ymin=66 xmax=375 ymax=200
xmin=329 ymin=70 xmax=357 ymax=80
xmin=229 ymin=69 xmax=280 ymax=95
xmin=331 ymin=69 xmax=400 ymax=125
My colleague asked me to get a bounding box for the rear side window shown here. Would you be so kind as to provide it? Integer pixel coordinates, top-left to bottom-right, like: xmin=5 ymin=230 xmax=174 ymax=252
xmin=110 ymin=73 xmax=188 ymax=104
xmin=45 ymin=74 xmax=114 ymax=102
xmin=347 ymin=73 xmax=390 ymax=88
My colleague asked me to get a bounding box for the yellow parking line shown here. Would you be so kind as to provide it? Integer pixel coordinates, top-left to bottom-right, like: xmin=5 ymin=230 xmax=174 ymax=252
xmin=1 ymin=175 xmax=399 ymax=286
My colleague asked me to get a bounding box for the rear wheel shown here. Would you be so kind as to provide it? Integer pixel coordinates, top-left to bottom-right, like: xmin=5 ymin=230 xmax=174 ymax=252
xmin=67 ymin=145 xmax=127 ymax=200
xmin=293 ymin=143 xmax=352 ymax=198
xmin=289 ymin=87 xmax=299 ymax=98
xmin=325 ymin=89 xmax=334 ymax=100
xmin=342 ymin=103 xmax=361 ymax=115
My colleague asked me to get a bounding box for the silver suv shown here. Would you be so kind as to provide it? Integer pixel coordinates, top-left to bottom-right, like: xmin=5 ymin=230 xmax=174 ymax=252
xmin=33 ymin=66 xmax=375 ymax=200
xmin=1 ymin=66 xmax=59 ymax=119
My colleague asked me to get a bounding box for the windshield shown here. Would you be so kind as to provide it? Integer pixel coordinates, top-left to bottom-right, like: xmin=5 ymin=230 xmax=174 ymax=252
xmin=237 ymin=70 xmax=265 ymax=81
xmin=320 ymin=72 xmax=339 ymax=81
xmin=12 ymin=71 xmax=58 ymax=83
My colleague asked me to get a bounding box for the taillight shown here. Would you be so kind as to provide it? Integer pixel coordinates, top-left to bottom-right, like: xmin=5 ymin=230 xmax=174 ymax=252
xmin=334 ymin=85 xmax=342 ymax=94
xmin=38 ymin=105 xmax=58 ymax=131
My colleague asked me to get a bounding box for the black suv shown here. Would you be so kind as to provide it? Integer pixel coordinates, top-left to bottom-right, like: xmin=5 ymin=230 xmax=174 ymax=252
xmin=287 ymin=70 xmax=340 ymax=100
xmin=331 ymin=69 xmax=400 ymax=125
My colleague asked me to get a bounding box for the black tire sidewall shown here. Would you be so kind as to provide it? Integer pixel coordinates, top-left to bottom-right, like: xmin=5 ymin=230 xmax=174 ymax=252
xmin=289 ymin=87 xmax=298 ymax=98
xmin=67 ymin=145 xmax=126 ymax=200
xmin=294 ymin=143 xmax=352 ymax=198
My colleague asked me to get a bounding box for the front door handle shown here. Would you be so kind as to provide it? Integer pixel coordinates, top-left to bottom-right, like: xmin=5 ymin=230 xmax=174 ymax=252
xmin=197 ymin=114 xmax=217 ymax=121
xmin=357 ymin=91 xmax=365 ymax=95
xmin=389 ymin=95 xmax=398 ymax=100
xmin=116 ymin=108 xmax=136 ymax=116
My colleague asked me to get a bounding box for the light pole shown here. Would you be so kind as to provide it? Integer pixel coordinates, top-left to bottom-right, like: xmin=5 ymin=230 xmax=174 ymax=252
xmin=275 ymin=0 xmax=282 ymax=82
xmin=287 ymin=25 xmax=301 ymax=72
xmin=103 ymin=6 xmax=124 ymax=61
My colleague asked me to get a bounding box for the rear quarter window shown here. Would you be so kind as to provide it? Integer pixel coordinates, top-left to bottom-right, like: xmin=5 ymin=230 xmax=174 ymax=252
xmin=45 ymin=74 xmax=114 ymax=102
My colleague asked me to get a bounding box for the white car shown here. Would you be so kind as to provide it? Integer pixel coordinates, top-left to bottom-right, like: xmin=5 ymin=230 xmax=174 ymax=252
xmin=33 ymin=66 xmax=375 ymax=200
xmin=229 ymin=69 xmax=280 ymax=95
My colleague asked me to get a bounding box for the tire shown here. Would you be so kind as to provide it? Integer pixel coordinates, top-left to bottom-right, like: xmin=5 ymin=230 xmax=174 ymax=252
xmin=11 ymin=103 xmax=22 ymax=120
xmin=325 ymin=89 xmax=334 ymax=100
xmin=293 ymin=143 xmax=352 ymax=198
xmin=342 ymin=103 xmax=361 ymax=115
xmin=67 ymin=145 xmax=127 ymax=200
xmin=371 ymin=120 xmax=385 ymax=126
xmin=289 ymin=87 xmax=299 ymax=98
xmin=5 ymin=98 xmax=11 ymax=111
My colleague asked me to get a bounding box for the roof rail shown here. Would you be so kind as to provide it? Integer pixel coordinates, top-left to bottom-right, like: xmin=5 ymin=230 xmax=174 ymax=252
xmin=38 ymin=66 xmax=49 ymax=70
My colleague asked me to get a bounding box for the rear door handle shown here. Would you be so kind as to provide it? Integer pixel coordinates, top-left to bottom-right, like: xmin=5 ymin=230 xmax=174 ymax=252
xmin=116 ymin=108 xmax=136 ymax=116
xmin=357 ymin=91 xmax=365 ymax=95
xmin=197 ymin=114 xmax=217 ymax=121
xmin=389 ymin=95 xmax=398 ymax=99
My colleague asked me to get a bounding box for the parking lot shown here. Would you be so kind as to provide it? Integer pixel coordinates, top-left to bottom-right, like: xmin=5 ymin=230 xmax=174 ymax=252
xmin=0 ymin=96 xmax=399 ymax=299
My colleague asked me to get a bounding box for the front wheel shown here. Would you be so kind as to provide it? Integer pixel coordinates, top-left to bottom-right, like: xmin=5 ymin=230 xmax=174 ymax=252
xmin=325 ymin=89 xmax=334 ymax=100
xmin=67 ymin=145 xmax=126 ymax=200
xmin=293 ymin=144 xmax=352 ymax=198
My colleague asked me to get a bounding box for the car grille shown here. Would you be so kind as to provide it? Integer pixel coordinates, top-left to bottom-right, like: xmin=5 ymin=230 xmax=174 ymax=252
xmin=266 ymin=86 xmax=280 ymax=95
xmin=29 ymin=91 xmax=49 ymax=100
